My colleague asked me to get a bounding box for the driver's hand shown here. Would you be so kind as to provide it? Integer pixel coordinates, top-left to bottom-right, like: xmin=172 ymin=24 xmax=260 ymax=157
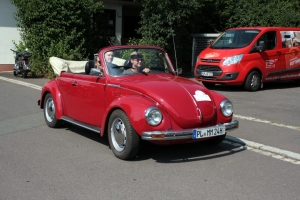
xmin=142 ymin=68 xmax=150 ymax=74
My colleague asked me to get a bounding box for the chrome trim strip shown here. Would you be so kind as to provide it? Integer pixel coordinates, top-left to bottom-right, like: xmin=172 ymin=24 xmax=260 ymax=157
xmin=61 ymin=116 xmax=101 ymax=133
xmin=107 ymin=83 xmax=120 ymax=88
xmin=141 ymin=120 xmax=239 ymax=140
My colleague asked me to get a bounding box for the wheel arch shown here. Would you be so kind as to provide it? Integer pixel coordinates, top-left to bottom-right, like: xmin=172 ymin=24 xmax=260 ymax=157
xmin=100 ymin=95 xmax=170 ymax=137
xmin=40 ymin=82 xmax=64 ymax=120
xmin=243 ymin=67 xmax=262 ymax=85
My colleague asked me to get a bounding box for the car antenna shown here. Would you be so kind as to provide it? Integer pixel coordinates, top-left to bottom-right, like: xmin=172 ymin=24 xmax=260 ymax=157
xmin=171 ymin=25 xmax=178 ymax=75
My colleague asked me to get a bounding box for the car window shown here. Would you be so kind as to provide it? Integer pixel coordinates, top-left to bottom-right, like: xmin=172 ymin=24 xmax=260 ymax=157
xmin=103 ymin=48 xmax=174 ymax=76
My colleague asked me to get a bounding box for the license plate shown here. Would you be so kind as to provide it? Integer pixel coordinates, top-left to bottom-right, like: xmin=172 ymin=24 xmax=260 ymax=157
xmin=192 ymin=125 xmax=225 ymax=139
xmin=200 ymin=71 xmax=213 ymax=77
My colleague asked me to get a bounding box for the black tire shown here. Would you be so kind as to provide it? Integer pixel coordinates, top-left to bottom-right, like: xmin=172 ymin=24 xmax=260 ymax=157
xmin=22 ymin=70 xmax=28 ymax=78
xmin=13 ymin=70 xmax=17 ymax=77
xmin=244 ymin=71 xmax=261 ymax=91
xmin=108 ymin=110 xmax=140 ymax=160
xmin=205 ymin=134 xmax=226 ymax=145
xmin=43 ymin=93 xmax=63 ymax=128
xmin=202 ymin=81 xmax=215 ymax=88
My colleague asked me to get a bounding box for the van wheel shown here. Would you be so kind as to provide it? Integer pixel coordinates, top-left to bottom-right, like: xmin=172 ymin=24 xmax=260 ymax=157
xmin=202 ymin=82 xmax=215 ymax=88
xmin=244 ymin=71 xmax=261 ymax=91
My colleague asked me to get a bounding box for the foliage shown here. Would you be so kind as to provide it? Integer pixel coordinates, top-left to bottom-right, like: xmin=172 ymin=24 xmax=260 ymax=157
xmin=215 ymin=0 xmax=300 ymax=31
xmin=11 ymin=0 xmax=300 ymax=78
xmin=10 ymin=0 xmax=107 ymax=78
xmin=134 ymin=0 xmax=208 ymax=75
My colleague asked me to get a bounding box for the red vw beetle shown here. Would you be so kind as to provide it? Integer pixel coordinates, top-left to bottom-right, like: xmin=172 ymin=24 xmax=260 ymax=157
xmin=38 ymin=45 xmax=239 ymax=160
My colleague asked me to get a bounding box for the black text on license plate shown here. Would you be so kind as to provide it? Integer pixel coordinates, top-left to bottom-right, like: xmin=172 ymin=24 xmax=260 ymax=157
xmin=192 ymin=126 xmax=225 ymax=139
xmin=201 ymin=71 xmax=213 ymax=77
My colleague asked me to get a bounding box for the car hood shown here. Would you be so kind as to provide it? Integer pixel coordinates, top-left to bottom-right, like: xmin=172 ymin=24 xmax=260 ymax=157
xmin=201 ymin=48 xmax=243 ymax=60
xmin=119 ymin=75 xmax=217 ymax=128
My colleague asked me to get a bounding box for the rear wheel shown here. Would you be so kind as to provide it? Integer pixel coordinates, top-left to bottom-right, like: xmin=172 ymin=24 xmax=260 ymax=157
xmin=108 ymin=110 xmax=140 ymax=160
xmin=244 ymin=71 xmax=261 ymax=91
xmin=43 ymin=93 xmax=63 ymax=128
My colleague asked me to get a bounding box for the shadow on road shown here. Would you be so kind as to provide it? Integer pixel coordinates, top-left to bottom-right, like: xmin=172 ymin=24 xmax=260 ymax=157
xmin=205 ymin=80 xmax=300 ymax=92
xmin=63 ymin=123 xmax=246 ymax=163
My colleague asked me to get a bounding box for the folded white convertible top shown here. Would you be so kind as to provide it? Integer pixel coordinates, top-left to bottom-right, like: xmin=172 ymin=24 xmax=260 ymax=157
xmin=49 ymin=57 xmax=87 ymax=76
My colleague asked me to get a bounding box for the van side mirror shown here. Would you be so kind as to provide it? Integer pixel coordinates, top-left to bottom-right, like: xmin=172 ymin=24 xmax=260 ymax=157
xmin=256 ymin=41 xmax=265 ymax=52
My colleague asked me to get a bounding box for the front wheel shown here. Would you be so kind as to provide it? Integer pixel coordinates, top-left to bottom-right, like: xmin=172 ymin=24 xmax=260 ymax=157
xmin=13 ymin=70 xmax=18 ymax=77
xmin=244 ymin=71 xmax=261 ymax=91
xmin=43 ymin=93 xmax=63 ymax=128
xmin=108 ymin=110 xmax=140 ymax=160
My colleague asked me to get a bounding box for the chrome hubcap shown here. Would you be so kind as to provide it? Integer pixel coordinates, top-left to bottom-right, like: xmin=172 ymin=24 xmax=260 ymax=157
xmin=111 ymin=118 xmax=126 ymax=152
xmin=45 ymin=98 xmax=55 ymax=122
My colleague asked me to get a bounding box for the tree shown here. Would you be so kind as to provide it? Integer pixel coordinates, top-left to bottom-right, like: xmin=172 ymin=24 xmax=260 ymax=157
xmin=216 ymin=0 xmax=300 ymax=30
xmin=134 ymin=0 xmax=208 ymax=75
xmin=10 ymin=0 xmax=106 ymax=78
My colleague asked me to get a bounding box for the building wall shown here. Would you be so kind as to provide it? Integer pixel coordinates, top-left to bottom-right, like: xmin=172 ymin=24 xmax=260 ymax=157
xmin=0 ymin=0 xmax=21 ymax=71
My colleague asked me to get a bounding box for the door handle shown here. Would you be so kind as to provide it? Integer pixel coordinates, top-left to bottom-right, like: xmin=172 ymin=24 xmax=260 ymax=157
xmin=276 ymin=51 xmax=281 ymax=55
xmin=71 ymin=81 xmax=78 ymax=86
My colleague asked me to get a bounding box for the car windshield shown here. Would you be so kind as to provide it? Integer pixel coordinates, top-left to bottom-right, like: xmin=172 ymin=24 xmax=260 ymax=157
xmin=211 ymin=29 xmax=260 ymax=49
xmin=102 ymin=48 xmax=175 ymax=76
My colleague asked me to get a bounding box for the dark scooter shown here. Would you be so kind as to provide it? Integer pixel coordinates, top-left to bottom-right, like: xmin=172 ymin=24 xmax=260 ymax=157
xmin=10 ymin=48 xmax=32 ymax=78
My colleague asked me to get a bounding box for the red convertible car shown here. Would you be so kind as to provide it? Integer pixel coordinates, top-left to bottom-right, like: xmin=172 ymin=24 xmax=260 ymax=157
xmin=38 ymin=45 xmax=239 ymax=160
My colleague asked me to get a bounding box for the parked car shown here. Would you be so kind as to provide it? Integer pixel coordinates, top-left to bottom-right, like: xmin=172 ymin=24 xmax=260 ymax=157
xmin=38 ymin=45 xmax=239 ymax=160
xmin=194 ymin=27 xmax=300 ymax=91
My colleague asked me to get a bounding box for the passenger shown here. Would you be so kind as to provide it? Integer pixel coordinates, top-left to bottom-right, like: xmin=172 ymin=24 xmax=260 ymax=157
xmin=95 ymin=55 xmax=103 ymax=71
xmin=123 ymin=51 xmax=150 ymax=75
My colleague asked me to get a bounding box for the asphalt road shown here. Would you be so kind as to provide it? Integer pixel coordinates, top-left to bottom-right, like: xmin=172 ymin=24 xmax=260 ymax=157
xmin=0 ymin=71 xmax=300 ymax=200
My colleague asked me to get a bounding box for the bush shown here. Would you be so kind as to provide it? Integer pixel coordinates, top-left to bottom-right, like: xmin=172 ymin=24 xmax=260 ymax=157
xmin=10 ymin=0 xmax=108 ymax=78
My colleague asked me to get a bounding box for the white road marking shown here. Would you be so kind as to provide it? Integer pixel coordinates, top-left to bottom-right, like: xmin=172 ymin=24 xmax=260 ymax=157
xmin=225 ymin=136 xmax=300 ymax=165
xmin=1 ymin=75 xmax=299 ymax=164
xmin=0 ymin=76 xmax=42 ymax=90
xmin=234 ymin=114 xmax=300 ymax=131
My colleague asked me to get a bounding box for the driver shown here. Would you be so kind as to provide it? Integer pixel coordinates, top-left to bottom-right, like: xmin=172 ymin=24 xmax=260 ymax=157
xmin=123 ymin=51 xmax=150 ymax=75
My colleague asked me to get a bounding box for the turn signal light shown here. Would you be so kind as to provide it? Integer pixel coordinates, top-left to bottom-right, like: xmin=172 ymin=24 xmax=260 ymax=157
xmin=151 ymin=134 xmax=165 ymax=139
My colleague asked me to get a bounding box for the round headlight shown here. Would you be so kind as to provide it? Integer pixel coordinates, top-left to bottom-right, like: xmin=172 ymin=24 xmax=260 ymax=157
xmin=220 ymin=100 xmax=233 ymax=117
xmin=145 ymin=107 xmax=162 ymax=126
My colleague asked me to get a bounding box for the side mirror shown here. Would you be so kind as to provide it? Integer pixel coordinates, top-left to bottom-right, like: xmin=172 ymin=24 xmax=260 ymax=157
xmin=90 ymin=68 xmax=103 ymax=76
xmin=256 ymin=41 xmax=265 ymax=52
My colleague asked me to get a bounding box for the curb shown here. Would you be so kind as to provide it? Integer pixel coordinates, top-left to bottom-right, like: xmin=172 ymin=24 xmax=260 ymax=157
xmin=225 ymin=135 xmax=300 ymax=162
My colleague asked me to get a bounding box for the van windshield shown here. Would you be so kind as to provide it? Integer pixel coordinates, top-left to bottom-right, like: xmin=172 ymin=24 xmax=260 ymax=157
xmin=211 ymin=30 xmax=260 ymax=49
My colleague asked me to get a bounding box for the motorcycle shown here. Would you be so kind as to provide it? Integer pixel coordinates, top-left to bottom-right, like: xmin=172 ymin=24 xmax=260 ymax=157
xmin=10 ymin=48 xmax=32 ymax=78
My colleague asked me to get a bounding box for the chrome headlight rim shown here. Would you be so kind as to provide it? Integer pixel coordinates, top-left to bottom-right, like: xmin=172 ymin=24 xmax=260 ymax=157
xmin=145 ymin=106 xmax=163 ymax=126
xmin=220 ymin=99 xmax=233 ymax=117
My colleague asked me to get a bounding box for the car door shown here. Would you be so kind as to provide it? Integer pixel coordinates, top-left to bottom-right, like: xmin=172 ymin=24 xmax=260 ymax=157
xmin=56 ymin=72 xmax=75 ymax=117
xmin=69 ymin=74 xmax=106 ymax=126
xmin=256 ymin=31 xmax=284 ymax=81
xmin=279 ymin=30 xmax=300 ymax=80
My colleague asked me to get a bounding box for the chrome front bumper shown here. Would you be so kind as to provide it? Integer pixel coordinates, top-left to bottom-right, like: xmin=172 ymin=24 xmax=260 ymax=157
xmin=141 ymin=120 xmax=239 ymax=140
